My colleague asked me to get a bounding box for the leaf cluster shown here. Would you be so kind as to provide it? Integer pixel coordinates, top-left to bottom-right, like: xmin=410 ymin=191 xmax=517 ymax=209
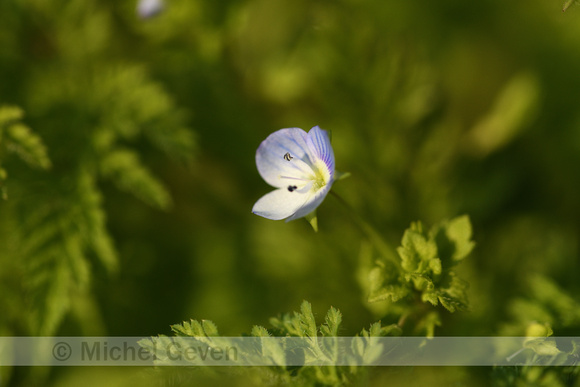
xmin=367 ymin=215 xmax=475 ymax=335
xmin=492 ymin=275 xmax=580 ymax=386
xmin=0 ymin=105 xmax=51 ymax=199
xmin=141 ymin=301 xmax=401 ymax=386
xmin=493 ymin=326 xmax=580 ymax=387
xmin=0 ymin=69 xmax=195 ymax=337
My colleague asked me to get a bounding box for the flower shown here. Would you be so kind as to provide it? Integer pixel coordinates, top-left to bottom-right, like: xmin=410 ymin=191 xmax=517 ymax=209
xmin=252 ymin=126 xmax=335 ymax=221
xmin=137 ymin=0 xmax=164 ymax=19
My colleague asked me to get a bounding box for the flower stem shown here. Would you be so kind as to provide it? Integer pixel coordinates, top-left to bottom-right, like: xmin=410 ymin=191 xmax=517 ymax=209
xmin=329 ymin=190 xmax=401 ymax=269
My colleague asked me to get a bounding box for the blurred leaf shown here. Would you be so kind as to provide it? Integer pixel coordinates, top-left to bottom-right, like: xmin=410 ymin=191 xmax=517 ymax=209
xmin=464 ymin=72 xmax=540 ymax=157
xmin=99 ymin=148 xmax=172 ymax=209
xmin=0 ymin=106 xmax=51 ymax=170
xmin=501 ymin=275 xmax=580 ymax=335
xmin=415 ymin=311 xmax=441 ymax=338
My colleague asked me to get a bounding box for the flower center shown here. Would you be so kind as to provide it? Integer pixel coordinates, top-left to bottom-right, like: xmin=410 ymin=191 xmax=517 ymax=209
xmin=310 ymin=159 xmax=331 ymax=191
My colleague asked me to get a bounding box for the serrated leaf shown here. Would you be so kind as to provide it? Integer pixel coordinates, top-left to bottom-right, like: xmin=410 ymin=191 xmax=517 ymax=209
xmin=438 ymin=295 xmax=467 ymax=313
xmin=171 ymin=319 xmax=205 ymax=337
xmin=202 ymin=320 xmax=219 ymax=336
xmin=299 ymin=301 xmax=318 ymax=338
xmin=320 ymin=307 xmax=342 ymax=337
xmin=251 ymin=325 xmax=270 ymax=337
xmin=408 ymin=273 xmax=434 ymax=292
xmin=398 ymin=229 xmax=437 ymax=273
xmin=260 ymin=336 xmax=286 ymax=366
xmin=437 ymin=274 xmax=469 ymax=313
xmin=269 ymin=313 xmax=302 ymax=336
xmin=421 ymin=291 xmax=440 ymax=307
xmin=368 ymin=322 xmax=382 ymax=337
xmin=368 ymin=266 xmax=410 ymax=303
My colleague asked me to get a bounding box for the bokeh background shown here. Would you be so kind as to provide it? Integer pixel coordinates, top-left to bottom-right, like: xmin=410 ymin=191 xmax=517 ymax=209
xmin=1 ymin=0 xmax=580 ymax=385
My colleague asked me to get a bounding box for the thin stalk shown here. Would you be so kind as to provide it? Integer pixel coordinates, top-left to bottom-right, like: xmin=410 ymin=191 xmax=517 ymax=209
xmin=329 ymin=190 xmax=401 ymax=269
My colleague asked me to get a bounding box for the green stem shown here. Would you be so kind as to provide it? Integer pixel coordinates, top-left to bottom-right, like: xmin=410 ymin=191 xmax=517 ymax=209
xmin=563 ymin=0 xmax=576 ymax=11
xmin=329 ymin=190 xmax=401 ymax=269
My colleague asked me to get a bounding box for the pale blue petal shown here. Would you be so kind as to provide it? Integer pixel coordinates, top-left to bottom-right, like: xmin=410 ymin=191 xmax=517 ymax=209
xmin=137 ymin=0 xmax=164 ymax=18
xmin=256 ymin=128 xmax=316 ymax=188
xmin=285 ymin=182 xmax=333 ymax=222
xmin=252 ymin=188 xmax=310 ymax=220
xmin=306 ymin=126 xmax=335 ymax=176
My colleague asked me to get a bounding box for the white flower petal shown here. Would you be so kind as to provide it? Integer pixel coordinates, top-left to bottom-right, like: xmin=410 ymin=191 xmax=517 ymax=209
xmin=252 ymin=188 xmax=310 ymax=220
xmin=137 ymin=0 xmax=164 ymax=18
xmin=306 ymin=126 xmax=335 ymax=176
xmin=285 ymin=183 xmax=332 ymax=222
xmin=256 ymin=128 xmax=316 ymax=188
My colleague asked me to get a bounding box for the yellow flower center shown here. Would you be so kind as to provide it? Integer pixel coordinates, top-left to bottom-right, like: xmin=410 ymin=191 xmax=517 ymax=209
xmin=310 ymin=159 xmax=331 ymax=191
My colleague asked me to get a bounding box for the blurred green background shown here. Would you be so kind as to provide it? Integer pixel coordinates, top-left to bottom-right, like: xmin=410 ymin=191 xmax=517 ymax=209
xmin=1 ymin=0 xmax=580 ymax=385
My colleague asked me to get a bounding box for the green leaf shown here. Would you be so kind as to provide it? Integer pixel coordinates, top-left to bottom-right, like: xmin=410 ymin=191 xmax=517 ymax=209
xmin=441 ymin=215 xmax=475 ymax=263
xmin=77 ymin=172 xmax=118 ymax=273
xmin=99 ymin=148 xmax=172 ymax=209
xmin=5 ymin=123 xmax=51 ymax=169
xmin=299 ymin=300 xmax=318 ymax=338
xmin=0 ymin=109 xmax=51 ymax=169
xmin=421 ymin=290 xmax=440 ymax=307
xmin=320 ymin=307 xmax=342 ymax=337
xmin=437 ymin=274 xmax=469 ymax=313
xmin=367 ymin=263 xmax=410 ymax=303
xmin=251 ymin=325 xmax=270 ymax=337
xmin=0 ymin=105 xmax=24 ymax=124
xmin=171 ymin=319 xmax=208 ymax=337
xmin=253 ymin=326 xmax=287 ymax=367
xmin=202 ymin=320 xmax=219 ymax=337
xmin=398 ymin=228 xmax=438 ymax=273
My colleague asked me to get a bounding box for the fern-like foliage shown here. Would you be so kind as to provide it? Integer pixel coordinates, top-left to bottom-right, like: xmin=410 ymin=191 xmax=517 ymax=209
xmin=141 ymin=301 xmax=402 ymax=386
xmin=0 ymin=106 xmax=51 ymax=199
xmin=0 ymin=0 xmax=197 ymax=342
xmin=0 ymin=68 xmax=195 ymax=337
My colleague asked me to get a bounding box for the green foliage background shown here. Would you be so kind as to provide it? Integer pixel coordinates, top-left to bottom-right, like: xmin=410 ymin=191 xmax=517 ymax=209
xmin=1 ymin=0 xmax=580 ymax=385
